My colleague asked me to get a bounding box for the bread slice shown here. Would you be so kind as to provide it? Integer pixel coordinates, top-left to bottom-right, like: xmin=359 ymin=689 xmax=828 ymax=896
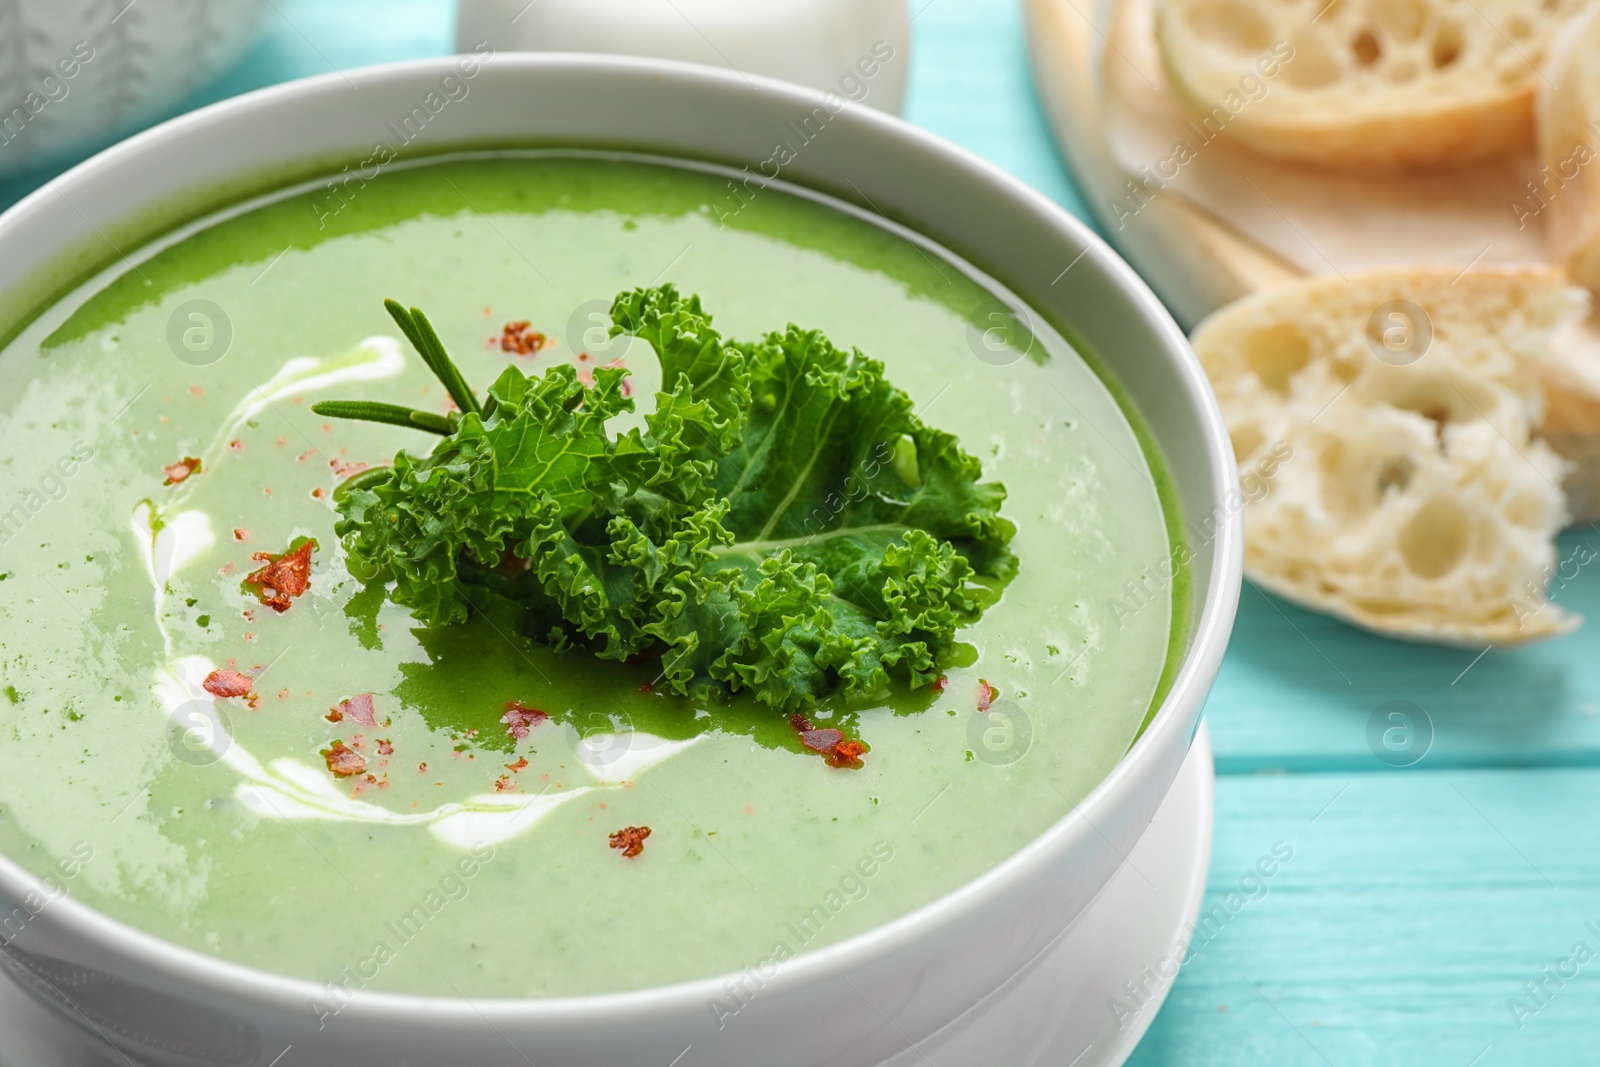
xmin=1540 ymin=5 xmax=1600 ymax=290
xmin=1192 ymin=267 xmax=1590 ymax=645
xmin=1153 ymin=0 xmax=1592 ymax=171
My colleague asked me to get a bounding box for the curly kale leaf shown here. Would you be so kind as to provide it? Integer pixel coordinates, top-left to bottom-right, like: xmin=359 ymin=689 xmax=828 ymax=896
xmin=324 ymin=287 xmax=1015 ymax=711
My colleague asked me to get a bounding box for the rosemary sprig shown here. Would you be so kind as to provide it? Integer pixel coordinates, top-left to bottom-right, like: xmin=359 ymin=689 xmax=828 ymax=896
xmin=312 ymin=299 xmax=484 ymax=433
xmin=310 ymin=401 xmax=456 ymax=435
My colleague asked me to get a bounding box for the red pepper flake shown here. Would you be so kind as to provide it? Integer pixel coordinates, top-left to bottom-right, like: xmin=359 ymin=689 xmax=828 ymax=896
xmin=496 ymin=320 xmax=548 ymax=357
xmin=638 ymin=682 xmax=653 ymax=694
xmin=789 ymin=714 xmax=869 ymax=770
xmin=202 ymin=669 xmax=254 ymax=700
xmin=977 ymin=679 xmax=998 ymax=713
xmin=322 ymin=740 xmax=366 ymax=778
xmin=332 ymin=692 xmax=377 ymax=727
xmin=330 ymin=458 xmax=371 ymax=479
xmin=163 ymin=457 xmax=201 ymax=485
xmin=311 ymin=487 xmax=327 ymax=501
xmin=377 ymin=739 xmax=394 ymax=756
xmin=494 ymin=775 xmax=516 ymax=793
xmin=244 ymin=539 xmax=316 ymax=612
xmin=507 ymin=757 xmax=529 ymax=773
xmin=502 ymin=701 xmax=549 ymax=740
xmin=188 ymin=385 xmax=203 ymax=396
xmin=932 ymin=676 xmax=949 ymax=692
xmin=228 ymin=439 xmax=243 ymax=453
xmin=233 ymin=528 xmax=250 ymax=542
xmin=417 ymin=762 xmax=428 ymax=772
xmin=609 ymin=825 xmax=652 ymax=858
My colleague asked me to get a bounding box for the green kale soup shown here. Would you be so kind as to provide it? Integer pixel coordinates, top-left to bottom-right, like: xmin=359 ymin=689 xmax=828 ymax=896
xmin=0 ymin=153 xmax=1178 ymax=999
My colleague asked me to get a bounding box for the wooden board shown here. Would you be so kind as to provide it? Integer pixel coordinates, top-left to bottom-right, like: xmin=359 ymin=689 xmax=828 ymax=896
xmin=1025 ymin=0 xmax=1600 ymax=523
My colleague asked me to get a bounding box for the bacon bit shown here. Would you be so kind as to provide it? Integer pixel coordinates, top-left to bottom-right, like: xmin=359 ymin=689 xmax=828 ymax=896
xmin=932 ymin=676 xmax=949 ymax=692
xmin=233 ymin=528 xmax=250 ymax=542
xmin=609 ymin=825 xmax=652 ymax=858
xmin=494 ymin=775 xmax=516 ymax=793
xmin=497 ymin=320 xmax=547 ymax=356
xmin=417 ymin=763 xmax=428 ymax=772
xmin=311 ymin=487 xmax=327 ymax=501
xmin=502 ymin=701 xmax=549 ymax=740
xmin=377 ymin=739 xmax=394 ymax=757
xmin=789 ymin=714 xmax=869 ymax=769
xmin=277 ymin=688 xmax=290 ymax=700
xmin=977 ymin=679 xmax=998 ymax=713
xmin=203 ymin=669 xmax=254 ymax=699
xmin=228 ymin=439 xmax=243 ymax=453
xmin=496 ymin=550 xmax=533 ymax=577
xmin=321 ymin=740 xmax=366 ymax=777
xmin=163 ymin=457 xmax=201 ymax=485
xmin=244 ymin=540 xmax=316 ymax=612
xmin=507 ymin=757 xmax=529 ymax=773
xmin=333 ymin=692 xmax=378 ymax=727
xmin=330 ymin=458 xmax=371 ymax=479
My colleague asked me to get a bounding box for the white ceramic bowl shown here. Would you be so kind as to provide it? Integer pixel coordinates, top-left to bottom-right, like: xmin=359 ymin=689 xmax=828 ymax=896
xmin=0 ymin=55 xmax=1241 ymax=1067
xmin=0 ymin=0 xmax=265 ymax=177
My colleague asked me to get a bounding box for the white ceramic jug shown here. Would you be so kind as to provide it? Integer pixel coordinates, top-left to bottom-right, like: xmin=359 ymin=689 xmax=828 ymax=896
xmin=456 ymin=0 xmax=911 ymax=114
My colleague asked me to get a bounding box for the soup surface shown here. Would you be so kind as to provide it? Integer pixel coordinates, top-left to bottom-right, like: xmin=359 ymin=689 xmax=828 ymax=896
xmin=0 ymin=154 xmax=1174 ymax=997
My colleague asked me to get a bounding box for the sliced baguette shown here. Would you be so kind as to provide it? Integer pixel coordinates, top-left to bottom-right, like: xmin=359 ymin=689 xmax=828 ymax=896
xmin=1540 ymin=4 xmax=1600 ymax=290
xmin=1153 ymin=0 xmax=1592 ymax=171
xmin=1193 ymin=267 xmax=1590 ymax=645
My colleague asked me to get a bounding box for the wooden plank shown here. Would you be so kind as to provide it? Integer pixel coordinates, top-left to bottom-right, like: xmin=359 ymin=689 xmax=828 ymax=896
xmin=1205 ymin=531 xmax=1600 ymax=773
xmin=1131 ymin=768 xmax=1600 ymax=1066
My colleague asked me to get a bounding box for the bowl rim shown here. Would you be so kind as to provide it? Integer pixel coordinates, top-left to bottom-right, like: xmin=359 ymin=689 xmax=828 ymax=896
xmin=0 ymin=51 xmax=1242 ymax=1020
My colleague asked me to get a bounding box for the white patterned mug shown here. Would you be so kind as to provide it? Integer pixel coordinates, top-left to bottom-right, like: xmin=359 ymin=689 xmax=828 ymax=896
xmin=0 ymin=0 xmax=265 ymax=176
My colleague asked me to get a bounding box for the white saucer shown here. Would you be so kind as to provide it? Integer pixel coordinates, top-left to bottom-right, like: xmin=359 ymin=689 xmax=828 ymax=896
xmin=0 ymin=726 xmax=1214 ymax=1067
xmin=878 ymin=721 xmax=1214 ymax=1066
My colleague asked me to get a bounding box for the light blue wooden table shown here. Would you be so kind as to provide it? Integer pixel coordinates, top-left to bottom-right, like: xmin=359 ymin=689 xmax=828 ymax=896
xmin=6 ymin=2 xmax=1598 ymax=1064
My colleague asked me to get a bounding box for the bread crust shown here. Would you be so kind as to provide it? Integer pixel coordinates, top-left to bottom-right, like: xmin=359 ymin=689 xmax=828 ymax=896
xmin=1154 ymin=0 xmax=1589 ymax=172
xmin=1540 ymin=5 xmax=1600 ymax=290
